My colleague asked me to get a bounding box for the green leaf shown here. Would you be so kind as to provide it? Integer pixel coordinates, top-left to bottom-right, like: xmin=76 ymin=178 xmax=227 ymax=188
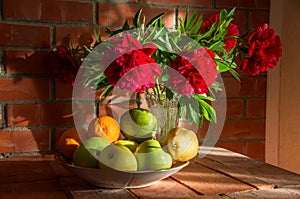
xmin=166 ymin=87 xmax=174 ymax=100
xmin=133 ymin=8 xmax=143 ymax=28
xmin=228 ymin=67 xmax=240 ymax=80
xmin=183 ymin=5 xmax=190 ymax=28
xmin=189 ymin=103 xmax=201 ymax=125
xmin=192 ymin=94 xmax=217 ymax=123
xmin=201 ymin=100 xmax=217 ymax=123
xmin=185 ymin=10 xmax=198 ymax=31
xmin=179 ymin=104 xmax=186 ymax=118
xmin=193 ymin=94 xmax=215 ymax=102
xmin=146 ymin=12 xmax=165 ymax=27
xmin=190 ymin=15 xmax=203 ymax=35
xmin=199 ymin=21 xmax=218 ymax=39
xmin=217 ymin=62 xmax=230 ymax=73
xmin=228 ymin=8 xmax=236 ymax=18
xmin=122 ymin=20 xmax=131 ymax=30
xmin=219 ymin=9 xmax=228 ymax=21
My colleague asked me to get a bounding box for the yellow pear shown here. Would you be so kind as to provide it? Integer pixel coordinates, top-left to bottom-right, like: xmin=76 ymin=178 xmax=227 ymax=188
xmin=164 ymin=127 xmax=199 ymax=162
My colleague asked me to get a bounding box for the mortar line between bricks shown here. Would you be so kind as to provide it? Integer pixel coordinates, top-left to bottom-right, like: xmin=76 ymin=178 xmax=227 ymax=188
xmin=212 ymin=0 xmax=216 ymax=9
xmin=93 ymin=0 xmax=98 ymax=25
xmin=0 ymin=48 xmax=5 ymax=74
xmin=0 ymin=0 xmax=3 ymax=20
xmin=1 ymin=100 xmax=73 ymax=104
xmin=3 ymin=125 xmax=74 ymax=130
xmin=225 ymin=117 xmax=265 ymax=120
xmin=49 ymin=128 xmax=57 ymax=154
xmin=1 ymin=103 xmax=7 ymax=128
xmin=0 ymin=150 xmax=54 ymax=158
xmin=0 ymin=18 xmax=96 ymax=27
xmin=215 ymin=138 xmax=266 ymax=143
xmin=0 ymin=46 xmax=53 ymax=51
xmin=0 ymin=73 xmax=51 ymax=78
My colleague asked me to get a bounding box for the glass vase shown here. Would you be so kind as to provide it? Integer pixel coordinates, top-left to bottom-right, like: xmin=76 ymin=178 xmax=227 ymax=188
xmin=145 ymin=92 xmax=179 ymax=143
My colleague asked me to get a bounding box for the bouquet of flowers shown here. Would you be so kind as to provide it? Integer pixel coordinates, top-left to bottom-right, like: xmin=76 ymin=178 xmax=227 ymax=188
xmin=50 ymin=7 xmax=282 ymax=128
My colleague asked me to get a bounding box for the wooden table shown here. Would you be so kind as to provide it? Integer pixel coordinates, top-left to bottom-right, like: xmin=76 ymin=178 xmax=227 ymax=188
xmin=1 ymin=147 xmax=300 ymax=198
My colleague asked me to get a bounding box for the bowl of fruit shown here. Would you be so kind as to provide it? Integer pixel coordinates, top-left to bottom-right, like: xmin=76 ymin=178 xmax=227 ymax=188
xmin=56 ymin=108 xmax=198 ymax=188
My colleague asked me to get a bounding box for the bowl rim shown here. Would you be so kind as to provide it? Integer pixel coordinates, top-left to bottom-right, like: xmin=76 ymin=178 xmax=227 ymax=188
xmin=55 ymin=154 xmax=189 ymax=174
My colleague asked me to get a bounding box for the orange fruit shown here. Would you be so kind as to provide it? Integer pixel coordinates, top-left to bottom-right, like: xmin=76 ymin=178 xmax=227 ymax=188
xmin=56 ymin=127 xmax=82 ymax=160
xmin=88 ymin=115 xmax=120 ymax=143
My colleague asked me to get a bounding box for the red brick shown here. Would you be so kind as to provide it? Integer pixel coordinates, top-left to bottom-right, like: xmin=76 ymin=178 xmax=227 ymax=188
xmin=248 ymin=11 xmax=270 ymax=30
xmin=220 ymin=119 xmax=265 ymax=139
xmin=245 ymin=140 xmax=265 ymax=160
xmin=0 ymin=78 xmax=50 ymax=101
xmin=0 ymin=105 xmax=3 ymax=128
xmin=223 ymin=77 xmax=266 ymax=97
xmin=55 ymin=26 xmax=98 ymax=48
xmin=216 ymin=141 xmax=244 ymax=154
xmin=232 ymin=10 xmax=248 ymax=34
xmin=5 ymin=50 xmax=52 ymax=74
xmin=0 ymin=129 xmax=50 ymax=153
xmin=3 ymin=0 xmax=94 ymax=23
xmin=55 ymin=81 xmax=73 ymax=100
xmin=216 ymin=0 xmax=270 ymax=9
xmin=226 ymin=99 xmax=244 ymax=118
xmin=6 ymin=103 xmax=74 ymax=127
xmin=140 ymin=0 xmax=212 ymax=7
xmin=98 ymin=3 xmax=175 ymax=28
xmin=246 ymin=98 xmax=266 ymax=118
xmin=0 ymin=23 xmax=50 ymax=48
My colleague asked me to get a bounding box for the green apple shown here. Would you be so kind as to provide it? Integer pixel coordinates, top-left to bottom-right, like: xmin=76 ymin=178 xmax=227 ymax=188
xmin=120 ymin=108 xmax=158 ymax=143
xmin=73 ymin=137 xmax=110 ymax=168
xmin=99 ymin=144 xmax=137 ymax=171
xmin=135 ymin=139 xmax=172 ymax=171
xmin=113 ymin=139 xmax=138 ymax=152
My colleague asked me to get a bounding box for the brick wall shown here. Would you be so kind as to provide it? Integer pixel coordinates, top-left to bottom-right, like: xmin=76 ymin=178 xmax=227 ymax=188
xmin=0 ymin=0 xmax=270 ymax=160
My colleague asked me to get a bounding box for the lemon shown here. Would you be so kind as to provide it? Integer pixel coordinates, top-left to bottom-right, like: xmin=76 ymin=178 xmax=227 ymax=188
xmin=164 ymin=127 xmax=199 ymax=162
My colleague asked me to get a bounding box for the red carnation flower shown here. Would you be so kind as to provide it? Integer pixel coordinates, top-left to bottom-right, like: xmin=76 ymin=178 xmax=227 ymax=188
xmin=104 ymin=49 xmax=161 ymax=92
xmin=102 ymin=32 xmax=160 ymax=92
xmin=240 ymin=24 xmax=282 ymax=76
xmin=101 ymin=32 xmax=157 ymax=67
xmin=169 ymin=48 xmax=219 ymax=95
xmin=201 ymin=13 xmax=239 ymax=52
xmin=50 ymin=46 xmax=79 ymax=87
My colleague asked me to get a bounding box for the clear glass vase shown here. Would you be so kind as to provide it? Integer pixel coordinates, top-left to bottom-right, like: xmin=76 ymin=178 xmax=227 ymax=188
xmin=145 ymin=92 xmax=179 ymax=143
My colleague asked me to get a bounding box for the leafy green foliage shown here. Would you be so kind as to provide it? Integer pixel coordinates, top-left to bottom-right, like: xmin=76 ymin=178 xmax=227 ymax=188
xmin=80 ymin=6 xmax=240 ymax=126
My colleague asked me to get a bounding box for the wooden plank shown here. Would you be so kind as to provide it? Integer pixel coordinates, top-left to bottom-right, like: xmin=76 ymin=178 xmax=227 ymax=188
xmin=225 ymin=186 xmax=300 ymax=199
xmin=129 ymin=177 xmax=202 ymax=199
xmin=0 ymin=158 xmax=56 ymax=184
xmin=194 ymin=157 xmax=275 ymax=190
xmin=0 ymin=179 xmax=68 ymax=199
xmin=171 ymin=161 xmax=254 ymax=195
xmin=43 ymin=154 xmax=73 ymax=177
xmin=201 ymin=147 xmax=300 ymax=188
xmin=59 ymin=176 xmax=136 ymax=199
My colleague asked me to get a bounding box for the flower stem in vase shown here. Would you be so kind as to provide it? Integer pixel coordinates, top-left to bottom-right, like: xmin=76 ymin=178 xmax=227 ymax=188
xmin=146 ymin=91 xmax=179 ymax=144
xmin=135 ymin=92 xmax=142 ymax=109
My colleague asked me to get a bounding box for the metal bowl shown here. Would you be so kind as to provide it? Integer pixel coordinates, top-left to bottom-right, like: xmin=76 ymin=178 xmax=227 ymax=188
xmin=55 ymin=155 xmax=189 ymax=189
